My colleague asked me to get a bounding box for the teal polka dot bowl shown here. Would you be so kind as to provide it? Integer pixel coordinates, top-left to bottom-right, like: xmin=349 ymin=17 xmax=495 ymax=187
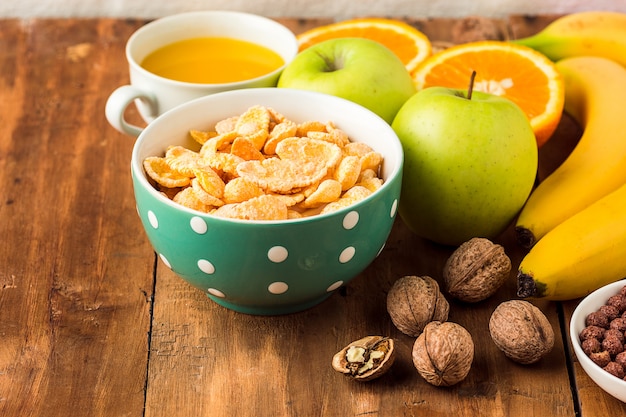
xmin=131 ymin=88 xmax=403 ymax=315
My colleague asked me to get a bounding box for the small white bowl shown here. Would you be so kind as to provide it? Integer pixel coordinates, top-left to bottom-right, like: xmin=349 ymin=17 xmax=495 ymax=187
xmin=570 ymin=279 xmax=626 ymax=403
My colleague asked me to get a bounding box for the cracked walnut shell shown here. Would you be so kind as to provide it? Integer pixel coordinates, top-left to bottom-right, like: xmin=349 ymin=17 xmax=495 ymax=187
xmin=387 ymin=275 xmax=449 ymax=337
xmin=489 ymin=300 xmax=555 ymax=364
xmin=443 ymin=237 xmax=511 ymax=303
xmin=412 ymin=321 xmax=474 ymax=386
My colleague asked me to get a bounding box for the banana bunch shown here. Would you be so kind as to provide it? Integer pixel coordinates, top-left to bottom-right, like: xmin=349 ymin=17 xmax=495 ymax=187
xmin=513 ymin=11 xmax=626 ymax=67
xmin=517 ymin=182 xmax=626 ymax=300
xmin=515 ymin=55 xmax=626 ymax=247
xmin=514 ymin=46 xmax=626 ymax=299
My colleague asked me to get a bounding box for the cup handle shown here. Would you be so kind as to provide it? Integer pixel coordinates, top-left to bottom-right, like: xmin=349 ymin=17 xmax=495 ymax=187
xmin=105 ymin=85 xmax=158 ymax=137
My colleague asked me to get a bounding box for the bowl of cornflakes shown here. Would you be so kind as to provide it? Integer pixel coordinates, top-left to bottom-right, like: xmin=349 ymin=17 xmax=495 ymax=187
xmin=570 ymin=279 xmax=626 ymax=402
xmin=131 ymin=87 xmax=403 ymax=315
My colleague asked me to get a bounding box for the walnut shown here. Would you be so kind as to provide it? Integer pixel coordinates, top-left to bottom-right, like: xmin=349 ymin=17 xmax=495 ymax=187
xmin=489 ymin=300 xmax=555 ymax=364
xmin=331 ymin=336 xmax=395 ymax=382
xmin=443 ymin=237 xmax=511 ymax=303
xmin=386 ymin=276 xmax=449 ymax=337
xmin=412 ymin=321 xmax=474 ymax=386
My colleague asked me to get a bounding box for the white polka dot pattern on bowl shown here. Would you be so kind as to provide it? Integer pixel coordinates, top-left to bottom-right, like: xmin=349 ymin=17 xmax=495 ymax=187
xmin=390 ymin=199 xmax=398 ymax=218
xmin=326 ymin=281 xmax=343 ymax=292
xmin=197 ymin=259 xmax=215 ymax=274
xmin=190 ymin=216 xmax=208 ymax=234
xmin=144 ymin=197 xmax=399 ymax=301
xmin=339 ymin=246 xmax=356 ymax=263
xmin=343 ymin=211 xmax=359 ymax=230
xmin=208 ymin=288 xmax=225 ymax=298
xmin=159 ymin=253 xmax=171 ymax=268
xmin=268 ymin=246 xmax=288 ymax=263
xmin=268 ymin=281 xmax=289 ymax=294
xmin=148 ymin=210 xmax=158 ymax=229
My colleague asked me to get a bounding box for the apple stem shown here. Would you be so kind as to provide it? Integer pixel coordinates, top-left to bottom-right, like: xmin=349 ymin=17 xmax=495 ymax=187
xmin=467 ymin=70 xmax=477 ymax=100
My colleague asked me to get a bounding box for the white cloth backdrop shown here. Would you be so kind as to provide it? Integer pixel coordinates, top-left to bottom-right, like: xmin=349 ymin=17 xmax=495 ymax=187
xmin=2 ymin=0 xmax=625 ymax=19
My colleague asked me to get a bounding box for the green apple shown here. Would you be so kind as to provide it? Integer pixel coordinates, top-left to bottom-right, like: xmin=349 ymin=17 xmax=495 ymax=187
xmin=391 ymin=86 xmax=538 ymax=246
xmin=277 ymin=38 xmax=416 ymax=124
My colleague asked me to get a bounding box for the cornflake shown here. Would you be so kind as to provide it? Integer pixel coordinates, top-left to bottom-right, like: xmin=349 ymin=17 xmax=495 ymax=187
xmin=143 ymin=105 xmax=384 ymax=221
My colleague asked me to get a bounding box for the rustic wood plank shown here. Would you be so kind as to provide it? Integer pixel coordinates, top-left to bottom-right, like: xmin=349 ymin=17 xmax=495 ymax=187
xmin=1 ymin=15 xmax=622 ymax=417
xmin=145 ymin=208 xmax=576 ymax=416
xmin=407 ymin=16 xmax=511 ymax=48
xmin=144 ymin=17 xmax=578 ymax=417
xmin=0 ymin=18 xmax=154 ymax=416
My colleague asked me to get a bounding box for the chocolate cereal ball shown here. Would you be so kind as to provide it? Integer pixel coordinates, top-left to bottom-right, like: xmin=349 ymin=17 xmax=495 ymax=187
xmin=585 ymin=311 xmax=609 ymax=328
xmin=604 ymin=361 xmax=625 ymax=379
xmin=615 ymin=351 xmax=626 ymax=369
xmin=590 ymin=351 xmax=612 ymax=367
xmin=602 ymin=336 xmax=624 ymax=356
xmin=599 ymin=305 xmax=621 ymax=321
xmin=604 ymin=328 xmax=625 ymax=344
xmin=582 ymin=338 xmax=602 ymax=355
xmin=580 ymin=325 xmax=605 ymax=341
xmin=610 ymin=317 xmax=626 ymax=332
xmin=607 ymin=295 xmax=626 ymax=312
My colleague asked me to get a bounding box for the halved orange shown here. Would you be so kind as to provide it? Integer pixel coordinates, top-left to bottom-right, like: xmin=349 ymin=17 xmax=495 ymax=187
xmin=412 ymin=41 xmax=564 ymax=147
xmin=297 ymin=18 xmax=432 ymax=73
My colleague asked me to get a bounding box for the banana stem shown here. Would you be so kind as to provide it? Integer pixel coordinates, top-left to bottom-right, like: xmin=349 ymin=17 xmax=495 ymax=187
xmin=517 ymin=272 xmax=546 ymax=298
xmin=515 ymin=226 xmax=537 ymax=249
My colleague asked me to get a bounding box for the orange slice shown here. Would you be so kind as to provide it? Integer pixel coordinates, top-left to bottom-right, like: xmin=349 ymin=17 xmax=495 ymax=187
xmin=412 ymin=41 xmax=564 ymax=147
xmin=297 ymin=18 xmax=432 ymax=73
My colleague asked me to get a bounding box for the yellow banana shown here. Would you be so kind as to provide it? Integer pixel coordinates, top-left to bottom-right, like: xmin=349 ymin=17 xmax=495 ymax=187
xmin=517 ymin=182 xmax=626 ymax=301
xmin=513 ymin=11 xmax=626 ymax=67
xmin=515 ymin=56 xmax=626 ymax=248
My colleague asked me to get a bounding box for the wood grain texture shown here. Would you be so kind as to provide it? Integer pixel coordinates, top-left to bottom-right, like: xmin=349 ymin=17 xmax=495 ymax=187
xmin=1 ymin=15 xmax=625 ymax=417
xmin=0 ymin=19 xmax=154 ymax=417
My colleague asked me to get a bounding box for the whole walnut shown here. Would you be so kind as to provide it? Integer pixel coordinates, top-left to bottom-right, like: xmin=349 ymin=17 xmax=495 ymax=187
xmin=412 ymin=321 xmax=474 ymax=386
xmin=387 ymin=276 xmax=449 ymax=337
xmin=443 ymin=237 xmax=511 ymax=303
xmin=489 ymin=300 xmax=555 ymax=364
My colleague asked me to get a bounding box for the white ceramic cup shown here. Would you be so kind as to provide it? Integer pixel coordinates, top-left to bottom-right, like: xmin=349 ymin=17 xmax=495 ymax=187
xmin=105 ymin=11 xmax=298 ymax=137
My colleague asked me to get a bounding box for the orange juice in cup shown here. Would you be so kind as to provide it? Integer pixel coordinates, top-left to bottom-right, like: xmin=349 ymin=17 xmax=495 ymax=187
xmin=140 ymin=37 xmax=285 ymax=84
xmin=105 ymin=11 xmax=298 ymax=137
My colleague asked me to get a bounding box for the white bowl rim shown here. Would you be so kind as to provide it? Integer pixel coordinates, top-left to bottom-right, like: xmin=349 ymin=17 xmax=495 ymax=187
xmin=569 ymin=278 xmax=626 ymax=401
xmin=131 ymin=87 xmax=405 ymax=225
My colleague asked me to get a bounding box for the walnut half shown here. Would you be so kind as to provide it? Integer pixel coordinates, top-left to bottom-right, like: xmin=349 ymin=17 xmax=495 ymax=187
xmin=332 ymin=336 xmax=395 ymax=381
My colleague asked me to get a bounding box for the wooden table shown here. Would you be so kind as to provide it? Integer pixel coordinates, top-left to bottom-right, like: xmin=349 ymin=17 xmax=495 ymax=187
xmin=1 ymin=14 xmax=625 ymax=417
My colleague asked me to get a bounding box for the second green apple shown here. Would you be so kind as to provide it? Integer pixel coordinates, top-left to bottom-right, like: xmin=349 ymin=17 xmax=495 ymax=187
xmin=392 ymin=86 xmax=538 ymax=246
